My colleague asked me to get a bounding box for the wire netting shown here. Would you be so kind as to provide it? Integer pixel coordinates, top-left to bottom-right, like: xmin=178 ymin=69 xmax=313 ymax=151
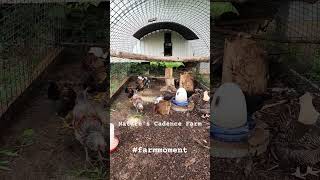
xmin=0 ymin=2 xmax=64 ymax=116
xmin=110 ymin=0 xmax=210 ymax=56
xmin=0 ymin=1 xmax=109 ymax=118
xmin=212 ymin=1 xmax=320 ymax=83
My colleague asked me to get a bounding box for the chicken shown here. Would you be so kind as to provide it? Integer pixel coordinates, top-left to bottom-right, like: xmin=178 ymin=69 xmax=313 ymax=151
xmin=72 ymin=89 xmax=106 ymax=162
xmin=82 ymin=47 xmax=107 ymax=93
xmin=189 ymin=89 xmax=210 ymax=117
xmin=273 ymin=125 xmax=320 ymax=179
xmin=272 ymin=93 xmax=320 ymax=179
xmin=136 ymin=76 xmax=150 ymax=91
xmin=131 ymin=92 xmax=144 ymax=113
xmin=48 ymin=81 xmax=77 ymax=118
xmin=154 ymin=99 xmax=171 ymax=115
xmin=47 ymin=81 xmax=60 ymax=100
xmin=125 ymin=86 xmax=135 ymax=98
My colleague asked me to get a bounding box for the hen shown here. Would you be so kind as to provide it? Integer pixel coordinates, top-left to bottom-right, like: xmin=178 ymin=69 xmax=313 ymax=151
xmin=131 ymin=92 xmax=144 ymax=113
xmin=272 ymin=93 xmax=320 ymax=179
xmin=136 ymin=76 xmax=150 ymax=91
xmin=48 ymin=81 xmax=77 ymax=118
xmin=72 ymin=89 xmax=106 ymax=162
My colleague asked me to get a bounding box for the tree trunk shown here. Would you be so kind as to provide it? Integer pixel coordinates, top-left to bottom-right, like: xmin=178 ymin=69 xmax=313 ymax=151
xmin=222 ymin=36 xmax=268 ymax=95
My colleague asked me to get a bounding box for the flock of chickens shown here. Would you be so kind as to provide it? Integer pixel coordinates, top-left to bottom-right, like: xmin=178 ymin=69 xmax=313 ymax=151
xmin=125 ymin=76 xmax=211 ymax=117
xmin=47 ymin=48 xmax=108 ymax=163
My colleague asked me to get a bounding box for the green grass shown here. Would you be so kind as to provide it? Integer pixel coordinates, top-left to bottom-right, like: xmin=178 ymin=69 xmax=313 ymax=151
xmin=0 ymin=149 xmax=19 ymax=171
xmin=68 ymin=166 xmax=107 ymax=180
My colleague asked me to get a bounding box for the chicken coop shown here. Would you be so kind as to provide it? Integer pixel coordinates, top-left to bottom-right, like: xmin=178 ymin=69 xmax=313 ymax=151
xmin=110 ymin=0 xmax=211 ymax=97
xmin=212 ymin=1 xmax=320 ymax=179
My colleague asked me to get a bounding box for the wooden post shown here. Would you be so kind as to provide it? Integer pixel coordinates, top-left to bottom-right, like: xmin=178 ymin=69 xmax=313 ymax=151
xmin=222 ymin=36 xmax=268 ymax=95
xmin=163 ymin=67 xmax=175 ymax=91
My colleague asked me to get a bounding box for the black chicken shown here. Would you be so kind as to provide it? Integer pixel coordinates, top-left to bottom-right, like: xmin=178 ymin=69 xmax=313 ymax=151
xmin=48 ymin=81 xmax=60 ymax=100
xmin=125 ymin=86 xmax=135 ymax=98
xmin=48 ymin=81 xmax=77 ymax=118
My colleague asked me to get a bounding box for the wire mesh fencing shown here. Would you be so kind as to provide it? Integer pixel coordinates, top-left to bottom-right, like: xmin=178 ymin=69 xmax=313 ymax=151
xmin=0 ymin=2 xmax=64 ymax=117
xmin=212 ymin=1 xmax=320 ymax=83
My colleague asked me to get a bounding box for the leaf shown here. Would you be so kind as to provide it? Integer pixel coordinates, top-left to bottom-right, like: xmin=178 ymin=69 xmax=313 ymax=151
xmin=211 ymin=2 xmax=239 ymax=18
xmin=150 ymin=62 xmax=184 ymax=68
xmin=0 ymin=150 xmax=18 ymax=157
xmin=0 ymin=165 xmax=11 ymax=171
xmin=22 ymin=129 xmax=34 ymax=136
xmin=0 ymin=160 xmax=9 ymax=165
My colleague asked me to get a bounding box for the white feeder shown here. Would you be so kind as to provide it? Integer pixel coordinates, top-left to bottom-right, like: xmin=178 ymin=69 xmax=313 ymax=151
xmin=211 ymin=83 xmax=247 ymax=128
xmin=110 ymin=123 xmax=119 ymax=153
xmin=175 ymin=88 xmax=188 ymax=103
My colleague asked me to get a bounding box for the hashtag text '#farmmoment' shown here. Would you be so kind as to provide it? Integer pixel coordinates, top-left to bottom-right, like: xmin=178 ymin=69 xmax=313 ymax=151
xmin=132 ymin=147 xmax=188 ymax=154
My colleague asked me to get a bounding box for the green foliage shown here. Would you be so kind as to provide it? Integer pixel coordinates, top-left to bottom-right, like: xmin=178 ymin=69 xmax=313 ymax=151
xmin=0 ymin=149 xmax=18 ymax=171
xmin=150 ymin=62 xmax=184 ymax=68
xmin=68 ymin=166 xmax=107 ymax=180
xmin=211 ymin=2 xmax=239 ymax=18
xmin=19 ymin=129 xmax=35 ymax=146
xmin=61 ymin=2 xmax=107 ymax=42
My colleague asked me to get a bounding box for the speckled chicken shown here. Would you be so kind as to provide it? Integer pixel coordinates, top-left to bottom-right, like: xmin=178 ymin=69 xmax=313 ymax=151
xmin=131 ymin=92 xmax=144 ymax=113
xmin=190 ymin=89 xmax=210 ymax=117
xmin=72 ymin=89 xmax=106 ymax=162
xmin=272 ymin=92 xmax=320 ymax=179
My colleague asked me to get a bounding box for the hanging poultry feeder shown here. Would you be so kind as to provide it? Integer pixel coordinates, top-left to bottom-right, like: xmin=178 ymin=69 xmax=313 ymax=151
xmin=210 ymin=83 xmax=269 ymax=158
xmin=110 ymin=123 xmax=119 ymax=153
xmin=171 ymin=87 xmax=194 ymax=112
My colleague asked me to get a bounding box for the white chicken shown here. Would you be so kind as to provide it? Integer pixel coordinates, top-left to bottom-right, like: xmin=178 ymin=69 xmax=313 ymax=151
xmin=72 ymin=89 xmax=106 ymax=162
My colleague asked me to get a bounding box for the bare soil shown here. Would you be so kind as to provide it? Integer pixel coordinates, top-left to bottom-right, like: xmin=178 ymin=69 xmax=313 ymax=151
xmin=110 ymin=79 xmax=210 ymax=180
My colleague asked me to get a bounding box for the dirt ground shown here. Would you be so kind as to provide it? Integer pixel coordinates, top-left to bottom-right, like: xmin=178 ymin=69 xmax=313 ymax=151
xmin=211 ymin=71 xmax=320 ymax=180
xmin=0 ymin=49 xmax=104 ymax=180
xmin=110 ymin=80 xmax=210 ymax=180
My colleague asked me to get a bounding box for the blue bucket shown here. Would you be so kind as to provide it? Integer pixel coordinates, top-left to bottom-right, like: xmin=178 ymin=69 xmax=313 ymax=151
xmin=210 ymin=115 xmax=256 ymax=142
xmin=172 ymin=98 xmax=189 ymax=107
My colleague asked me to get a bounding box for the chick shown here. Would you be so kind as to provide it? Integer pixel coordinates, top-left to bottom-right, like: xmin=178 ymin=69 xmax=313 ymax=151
xmin=72 ymin=89 xmax=106 ymax=162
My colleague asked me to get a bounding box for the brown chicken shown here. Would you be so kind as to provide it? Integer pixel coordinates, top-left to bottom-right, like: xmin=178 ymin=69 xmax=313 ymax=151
xmin=82 ymin=48 xmax=107 ymax=93
xmin=72 ymin=89 xmax=106 ymax=162
xmin=154 ymin=99 xmax=171 ymax=115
